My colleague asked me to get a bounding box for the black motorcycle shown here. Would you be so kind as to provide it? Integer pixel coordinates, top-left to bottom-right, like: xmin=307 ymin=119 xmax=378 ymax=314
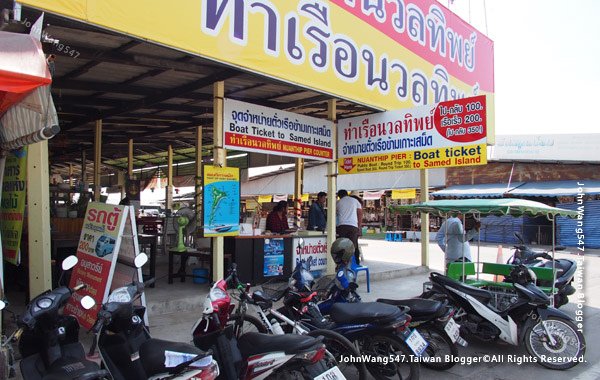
xmin=508 ymin=232 xmax=576 ymax=308
xmin=8 ymin=256 xmax=109 ymax=380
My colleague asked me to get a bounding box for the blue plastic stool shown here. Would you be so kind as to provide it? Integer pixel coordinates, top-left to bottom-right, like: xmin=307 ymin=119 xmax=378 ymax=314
xmin=394 ymin=232 xmax=402 ymax=242
xmin=351 ymin=256 xmax=370 ymax=293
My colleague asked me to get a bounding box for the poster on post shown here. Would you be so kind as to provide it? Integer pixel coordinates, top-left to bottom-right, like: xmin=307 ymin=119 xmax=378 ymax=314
xmin=64 ymin=203 xmax=143 ymax=329
xmin=203 ymin=166 xmax=240 ymax=237
xmin=1 ymin=147 xmax=27 ymax=265
xmin=264 ymin=238 xmax=284 ymax=277
xmin=338 ymin=95 xmax=487 ymax=174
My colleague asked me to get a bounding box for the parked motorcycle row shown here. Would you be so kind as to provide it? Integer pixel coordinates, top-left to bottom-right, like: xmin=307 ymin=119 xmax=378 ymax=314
xmin=0 ymin=235 xmax=586 ymax=380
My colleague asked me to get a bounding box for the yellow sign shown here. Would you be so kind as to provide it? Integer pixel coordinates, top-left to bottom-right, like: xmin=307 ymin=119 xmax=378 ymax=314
xmin=301 ymin=194 xmax=310 ymax=202
xmin=258 ymin=195 xmax=272 ymax=204
xmin=339 ymin=144 xmax=486 ymax=174
xmin=392 ymin=189 xmax=416 ymax=200
xmin=20 ymin=0 xmax=494 ymax=141
xmin=1 ymin=147 xmax=27 ymax=265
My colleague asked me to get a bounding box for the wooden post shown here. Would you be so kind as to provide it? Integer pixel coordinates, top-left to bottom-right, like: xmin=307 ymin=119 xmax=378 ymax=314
xmin=195 ymin=126 xmax=203 ymax=239
xmin=128 ymin=139 xmax=134 ymax=178
xmin=81 ymin=149 xmax=87 ymax=191
xmin=93 ymin=120 xmax=102 ymax=201
xmin=326 ymin=99 xmax=337 ymax=275
xmin=166 ymin=145 xmax=173 ymax=211
xmin=212 ymin=81 xmax=225 ymax=281
xmin=294 ymin=158 xmax=304 ymax=228
xmin=420 ymin=169 xmax=429 ymax=267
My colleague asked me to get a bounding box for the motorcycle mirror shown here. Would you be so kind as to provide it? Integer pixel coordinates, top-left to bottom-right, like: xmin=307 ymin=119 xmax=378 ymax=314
xmin=80 ymin=295 xmax=96 ymax=310
xmin=62 ymin=255 xmax=79 ymax=271
xmin=134 ymin=253 xmax=148 ymax=268
xmin=0 ymin=300 xmax=5 ymax=311
xmin=514 ymin=232 xmax=525 ymax=244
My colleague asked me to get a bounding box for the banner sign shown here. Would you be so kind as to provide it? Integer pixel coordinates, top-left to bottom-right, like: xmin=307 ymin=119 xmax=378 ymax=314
xmin=203 ymin=166 xmax=240 ymax=237
xmin=338 ymin=95 xmax=487 ymax=174
xmin=20 ymin=1 xmax=494 ymax=137
xmin=392 ymin=189 xmax=416 ymax=199
xmin=264 ymin=238 xmax=284 ymax=277
xmin=1 ymin=147 xmax=27 ymax=265
xmin=224 ymin=99 xmax=334 ymax=161
xmin=292 ymin=237 xmax=328 ymax=273
xmin=257 ymin=195 xmax=272 ymax=204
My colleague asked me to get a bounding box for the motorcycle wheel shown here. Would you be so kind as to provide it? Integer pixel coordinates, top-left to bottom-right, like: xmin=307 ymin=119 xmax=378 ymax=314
xmin=418 ymin=326 xmax=457 ymax=370
xmin=229 ymin=313 xmax=267 ymax=338
xmin=307 ymin=329 xmax=368 ymax=380
xmin=360 ymin=334 xmax=420 ymax=380
xmin=524 ymin=316 xmax=586 ymax=370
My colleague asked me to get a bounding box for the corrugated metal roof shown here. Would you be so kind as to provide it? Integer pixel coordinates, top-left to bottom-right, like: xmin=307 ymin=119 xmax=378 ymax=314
xmin=431 ymin=182 xmax=525 ymax=198
xmin=507 ymin=180 xmax=600 ymax=197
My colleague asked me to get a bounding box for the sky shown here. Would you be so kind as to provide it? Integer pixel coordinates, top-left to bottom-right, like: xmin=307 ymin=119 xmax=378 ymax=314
xmin=446 ymin=0 xmax=600 ymax=135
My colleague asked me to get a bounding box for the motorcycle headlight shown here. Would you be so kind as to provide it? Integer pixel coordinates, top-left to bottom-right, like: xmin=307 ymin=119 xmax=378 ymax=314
xmin=107 ymin=287 xmax=131 ymax=303
xmin=209 ymin=287 xmax=228 ymax=301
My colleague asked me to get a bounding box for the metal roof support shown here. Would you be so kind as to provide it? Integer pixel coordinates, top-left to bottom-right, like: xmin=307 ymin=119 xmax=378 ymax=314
xmin=326 ymin=99 xmax=337 ymax=276
xmin=93 ymin=120 xmax=102 ymax=201
xmin=27 ymin=140 xmax=52 ymax=299
xmin=128 ymin=139 xmax=134 ymax=178
xmin=166 ymin=145 xmax=173 ymax=211
xmin=294 ymin=158 xmax=304 ymax=229
xmin=195 ymin=126 xmax=203 ymax=241
xmin=420 ymin=169 xmax=429 ymax=267
xmin=212 ymin=81 xmax=225 ymax=282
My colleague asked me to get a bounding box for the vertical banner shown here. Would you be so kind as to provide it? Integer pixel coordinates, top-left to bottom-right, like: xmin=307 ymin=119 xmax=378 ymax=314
xmin=263 ymin=238 xmax=284 ymax=277
xmin=203 ymin=166 xmax=240 ymax=237
xmin=64 ymin=203 xmax=128 ymax=329
xmin=1 ymin=147 xmax=27 ymax=265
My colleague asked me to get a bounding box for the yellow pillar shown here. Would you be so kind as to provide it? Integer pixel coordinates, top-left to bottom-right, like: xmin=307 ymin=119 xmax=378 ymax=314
xmin=420 ymin=169 xmax=429 ymax=267
xmin=166 ymin=145 xmax=173 ymax=211
xmin=128 ymin=139 xmax=134 ymax=178
xmin=212 ymin=81 xmax=226 ymax=281
xmin=195 ymin=126 xmax=203 ymax=238
xmin=27 ymin=140 xmax=52 ymax=298
xmin=93 ymin=120 xmax=102 ymax=201
xmin=326 ymin=99 xmax=337 ymax=275
xmin=293 ymin=158 xmax=304 ymax=228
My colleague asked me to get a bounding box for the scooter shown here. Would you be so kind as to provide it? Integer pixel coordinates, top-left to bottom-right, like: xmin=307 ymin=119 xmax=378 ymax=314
xmin=7 ymin=256 xmax=109 ymax=380
xmin=424 ymin=264 xmax=586 ymax=370
xmin=191 ymin=264 xmax=343 ymax=380
xmin=507 ymin=232 xmax=576 ymax=308
xmin=87 ymin=253 xmax=219 ymax=380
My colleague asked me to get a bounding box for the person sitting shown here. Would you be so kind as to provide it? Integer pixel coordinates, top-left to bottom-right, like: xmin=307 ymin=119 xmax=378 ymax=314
xmin=266 ymin=201 xmax=289 ymax=234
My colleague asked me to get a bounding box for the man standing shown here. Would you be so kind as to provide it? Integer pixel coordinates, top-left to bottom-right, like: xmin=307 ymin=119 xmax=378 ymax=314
xmin=436 ymin=213 xmax=480 ymax=266
xmin=307 ymin=191 xmax=327 ymax=231
xmin=336 ymin=189 xmax=363 ymax=264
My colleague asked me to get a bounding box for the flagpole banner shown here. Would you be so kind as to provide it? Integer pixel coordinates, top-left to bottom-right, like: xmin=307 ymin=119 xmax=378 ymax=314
xmin=19 ymin=0 xmax=494 ymax=141
xmin=1 ymin=147 xmax=27 ymax=265
xmin=338 ymin=95 xmax=487 ymax=174
xmin=203 ymin=166 xmax=240 ymax=237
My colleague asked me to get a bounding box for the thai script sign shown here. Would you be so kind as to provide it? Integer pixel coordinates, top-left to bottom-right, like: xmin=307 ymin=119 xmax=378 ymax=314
xmin=203 ymin=166 xmax=240 ymax=237
xmin=292 ymin=237 xmax=328 ymax=272
xmin=224 ymin=99 xmax=334 ymax=161
xmin=19 ymin=1 xmax=493 ymax=135
xmin=1 ymin=147 xmax=27 ymax=265
xmin=338 ymin=95 xmax=487 ymax=174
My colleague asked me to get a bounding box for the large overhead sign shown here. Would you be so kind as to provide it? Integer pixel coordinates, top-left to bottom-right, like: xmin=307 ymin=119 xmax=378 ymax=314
xmin=20 ymin=0 xmax=494 ymax=139
xmin=224 ymin=98 xmax=334 ymax=161
xmin=338 ymin=95 xmax=487 ymax=174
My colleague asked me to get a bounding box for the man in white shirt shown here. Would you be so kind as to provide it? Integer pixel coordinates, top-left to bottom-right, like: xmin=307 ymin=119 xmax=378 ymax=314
xmin=436 ymin=213 xmax=480 ymax=266
xmin=336 ymin=190 xmax=363 ymax=264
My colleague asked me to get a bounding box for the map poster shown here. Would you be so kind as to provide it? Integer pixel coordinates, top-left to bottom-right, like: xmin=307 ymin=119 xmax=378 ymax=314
xmin=203 ymin=166 xmax=240 ymax=237
xmin=1 ymin=147 xmax=27 ymax=265
xmin=263 ymin=238 xmax=284 ymax=277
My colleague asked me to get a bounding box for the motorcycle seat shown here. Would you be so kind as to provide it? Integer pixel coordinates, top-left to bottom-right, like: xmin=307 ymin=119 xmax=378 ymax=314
xmin=431 ymin=272 xmax=492 ymax=303
xmin=377 ymin=298 xmax=446 ymax=320
xmin=238 ymin=332 xmax=321 ymax=359
xmin=252 ymin=290 xmax=274 ymax=309
xmin=139 ymin=338 xmax=207 ymax=377
xmin=37 ymin=357 xmax=104 ymax=380
xmin=329 ymin=302 xmax=405 ymax=325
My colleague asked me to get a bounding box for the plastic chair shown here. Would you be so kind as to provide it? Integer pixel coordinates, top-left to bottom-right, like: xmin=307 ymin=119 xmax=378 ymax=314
xmin=351 ymin=256 xmax=370 ymax=293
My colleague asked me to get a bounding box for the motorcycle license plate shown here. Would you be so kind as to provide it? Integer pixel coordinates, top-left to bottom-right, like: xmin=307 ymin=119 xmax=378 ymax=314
xmin=444 ymin=318 xmax=461 ymax=343
xmin=405 ymin=329 xmax=429 ymax=357
xmin=313 ymin=366 xmax=346 ymax=380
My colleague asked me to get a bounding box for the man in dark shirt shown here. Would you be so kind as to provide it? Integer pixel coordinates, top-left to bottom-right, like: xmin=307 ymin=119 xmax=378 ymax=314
xmin=266 ymin=201 xmax=289 ymax=233
xmin=307 ymin=192 xmax=327 ymax=231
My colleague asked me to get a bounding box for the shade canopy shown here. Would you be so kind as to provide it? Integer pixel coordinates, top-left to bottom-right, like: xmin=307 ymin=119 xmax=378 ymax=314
xmin=389 ymin=198 xmax=579 ymax=219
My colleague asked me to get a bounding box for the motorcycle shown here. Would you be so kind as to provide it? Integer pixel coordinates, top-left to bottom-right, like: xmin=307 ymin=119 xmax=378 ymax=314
xmin=87 ymin=253 xmax=219 ymax=380
xmin=191 ymin=264 xmax=341 ymax=380
xmin=7 ymin=255 xmax=110 ymax=380
xmin=507 ymin=232 xmax=576 ymax=308
xmin=423 ymin=264 xmax=585 ymax=370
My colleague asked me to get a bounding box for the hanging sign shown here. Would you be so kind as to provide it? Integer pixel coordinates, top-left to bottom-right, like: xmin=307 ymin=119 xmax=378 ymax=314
xmin=257 ymin=195 xmax=272 ymax=204
xmin=203 ymin=166 xmax=240 ymax=237
xmin=224 ymin=99 xmax=334 ymax=161
xmin=392 ymin=189 xmax=417 ymax=199
xmin=1 ymin=147 xmax=27 ymax=265
xmin=338 ymin=95 xmax=487 ymax=174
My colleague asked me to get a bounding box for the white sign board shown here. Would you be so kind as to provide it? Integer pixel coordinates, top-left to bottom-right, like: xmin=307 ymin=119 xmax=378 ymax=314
xmin=292 ymin=236 xmax=328 ymax=273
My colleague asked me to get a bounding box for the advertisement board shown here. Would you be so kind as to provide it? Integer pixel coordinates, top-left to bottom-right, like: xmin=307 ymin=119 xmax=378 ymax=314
xmin=224 ymin=99 xmax=334 ymax=161
xmin=338 ymin=95 xmax=487 ymax=174
xmin=263 ymin=238 xmax=284 ymax=277
xmin=203 ymin=166 xmax=240 ymax=237
xmin=1 ymin=147 xmax=27 ymax=265
xmin=292 ymin=237 xmax=328 ymax=273
xmin=20 ymin=0 xmax=494 ymax=139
